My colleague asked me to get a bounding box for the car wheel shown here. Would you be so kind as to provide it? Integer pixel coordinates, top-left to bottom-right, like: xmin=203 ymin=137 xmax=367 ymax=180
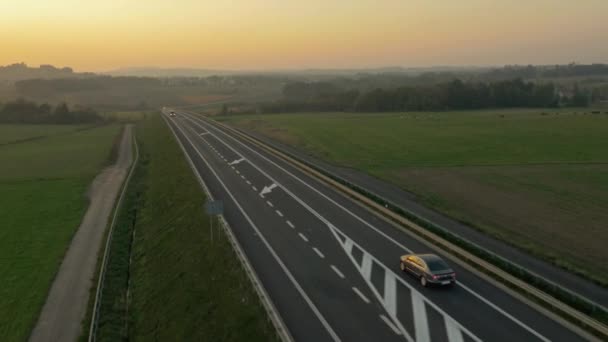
xmin=400 ymin=262 xmax=405 ymax=271
xmin=420 ymin=276 xmax=427 ymax=287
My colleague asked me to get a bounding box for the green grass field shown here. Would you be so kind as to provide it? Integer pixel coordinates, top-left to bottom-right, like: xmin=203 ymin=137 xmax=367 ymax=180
xmin=220 ymin=109 xmax=608 ymax=285
xmin=124 ymin=114 xmax=275 ymax=341
xmin=0 ymin=123 xmax=120 ymax=340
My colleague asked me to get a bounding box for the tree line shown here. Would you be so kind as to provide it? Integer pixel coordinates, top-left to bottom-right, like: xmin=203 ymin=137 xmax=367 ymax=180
xmin=260 ymin=78 xmax=590 ymax=113
xmin=0 ymin=99 xmax=103 ymax=124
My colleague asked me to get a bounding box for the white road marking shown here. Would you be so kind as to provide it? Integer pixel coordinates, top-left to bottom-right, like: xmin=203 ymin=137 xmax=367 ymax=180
xmin=167 ymin=117 xmax=341 ymax=342
xmin=266 ymin=201 xmax=274 ymax=208
xmin=331 ymin=265 xmax=345 ymax=279
xmin=411 ymin=291 xmax=430 ymax=342
xmin=183 ymin=113 xmax=547 ymax=342
xmin=380 ymin=314 xmax=402 ymax=335
xmin=240 ymin=175 xmax=245 ymax=180
xmin=260 ymin=183 xmax=278 ymax=197
xmin=352 ymin=287 xmax=370 ymax=304
xmin=246 ymin=180 xmax=252 ymax=185
xmin=383 ymin=271 xmax=397 ymax=317
xmin=286 ymin=220 xmax=295 ymax=229
xmin=298 ymin=233 xmax=308 ymax=242
xmin=275 ymin=210 xmax=284 ymax=217
xmin=235 ymin=170 xmax=240 ymax=174
xmin=199 ymin=132 xmax=209 ymax=136
xmin=361 ymin=253 xmax=372 ymax=280
xmin=344 ymin=238 xmax=353 ymax=255
xmin=313 ymin=247 xmax=325 ymax=259
xmin=229 ymin=157 xmax=245 ymax=165
xmin=445 ymin=317 xmax=465 ymax=342
xmin=252 ymin=186 xmax=258 ymax=191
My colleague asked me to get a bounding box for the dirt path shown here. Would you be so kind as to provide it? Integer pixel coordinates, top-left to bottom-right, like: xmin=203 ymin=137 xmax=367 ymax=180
xmin=29 ymin=125 xmax=134 ymax=342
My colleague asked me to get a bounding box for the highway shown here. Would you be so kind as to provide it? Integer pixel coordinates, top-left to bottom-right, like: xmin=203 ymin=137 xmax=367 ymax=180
xmin=163 ymin=109 xmax=588 ymax=342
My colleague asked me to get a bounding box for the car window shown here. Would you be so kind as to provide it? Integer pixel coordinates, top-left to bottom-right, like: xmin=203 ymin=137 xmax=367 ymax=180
xmin=427 ymin=259 xmax=450 ymax=272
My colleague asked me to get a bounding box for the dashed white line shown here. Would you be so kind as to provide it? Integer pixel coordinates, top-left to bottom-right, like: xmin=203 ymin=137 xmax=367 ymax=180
xmin=266 ymin=201 xmax=274 ymax=208
xmin=240 ymin=175 xmax=245 ymax=179
xmin=253 ymin=186 xmax=258 ymax=191
xmin=313 ymin=247 xmax=325 ymax=259
xmin=352 ymin=287 xmax=370 ymax=304
xmin=379 ymin=315 xmax=401 ymax=335
xmin=286 ymin=220 xmax=295 ymax=229
xmin=331 ymin=265 xmax=345 ymax=278
xmin=275 ymin=210 xmax=284 ymax=217
xmin=331 ymin=265 xmax=345 ymax=279
xmin=298 ymin=233 xmax=308 ymax=242
xmin=246 ymin=180 xmax=252 ymax=185
xmin=235 ymin=170 xmax=240 ymax=174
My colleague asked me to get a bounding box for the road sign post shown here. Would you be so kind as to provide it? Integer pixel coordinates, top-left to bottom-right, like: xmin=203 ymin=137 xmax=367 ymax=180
xmin=205 ymin=200 xmax=224 ymax=243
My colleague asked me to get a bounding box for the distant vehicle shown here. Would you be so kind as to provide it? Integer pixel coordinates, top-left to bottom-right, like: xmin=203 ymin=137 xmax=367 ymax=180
xmin=169 ymin=111 xmax=176 ymax=117
xmin=400 ymin=253 xmax=456 ymax=287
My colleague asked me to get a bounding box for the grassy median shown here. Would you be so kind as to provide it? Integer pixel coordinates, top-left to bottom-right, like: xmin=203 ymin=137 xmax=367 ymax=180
xmin=95 ymin=113 xmax=276 ymax=341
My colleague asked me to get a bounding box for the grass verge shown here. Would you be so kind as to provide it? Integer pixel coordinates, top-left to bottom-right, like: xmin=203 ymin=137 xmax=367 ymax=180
xmin=92 ymin=113 xmax=276 ymax=341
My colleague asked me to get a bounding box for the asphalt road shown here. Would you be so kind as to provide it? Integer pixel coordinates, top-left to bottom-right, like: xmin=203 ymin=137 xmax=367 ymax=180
xmin=164 ymin=110 xmax=589 ymax=342
xmin=29 ymin=125 xmax=133 ymax=342
xmin=239 ymin=127 xmax=608 ymax=309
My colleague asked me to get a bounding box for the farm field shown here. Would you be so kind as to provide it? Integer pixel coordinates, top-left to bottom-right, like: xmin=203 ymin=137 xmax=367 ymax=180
xmin=0 ymin=123 xmax=120 ymax=341
xmin=220 ymin=109 xmax=608 ymax=285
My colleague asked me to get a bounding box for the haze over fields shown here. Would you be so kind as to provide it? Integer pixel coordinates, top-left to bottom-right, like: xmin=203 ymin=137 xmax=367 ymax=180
xmin=1 ymin=1 xmax=608 ymax=72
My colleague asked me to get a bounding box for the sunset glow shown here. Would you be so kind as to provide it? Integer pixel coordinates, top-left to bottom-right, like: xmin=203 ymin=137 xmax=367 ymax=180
xmin=1 ymin=0 xmax=607 ymax=71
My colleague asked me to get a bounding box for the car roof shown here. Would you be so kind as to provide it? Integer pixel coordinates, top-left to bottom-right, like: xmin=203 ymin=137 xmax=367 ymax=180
xmin=417 ymin=254 xmax=442 ymax=262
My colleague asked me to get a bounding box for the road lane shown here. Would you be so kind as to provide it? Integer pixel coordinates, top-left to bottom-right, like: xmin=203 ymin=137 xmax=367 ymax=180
xmin=168 ymin=115 xmax=403 ymax=342
xmin=168 ymin=110 xmax=587 ymax=342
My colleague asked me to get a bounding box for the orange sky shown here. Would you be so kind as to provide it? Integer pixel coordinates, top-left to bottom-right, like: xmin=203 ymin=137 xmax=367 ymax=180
xmin=1 ymin=1 xmax=607 ymax=72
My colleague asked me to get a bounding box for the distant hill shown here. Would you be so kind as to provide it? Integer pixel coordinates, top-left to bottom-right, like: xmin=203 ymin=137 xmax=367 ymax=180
xmin=104 ymin=67 xmax=233 ymax=77
xmin=0 ymin=63 xmax=93 ymax=83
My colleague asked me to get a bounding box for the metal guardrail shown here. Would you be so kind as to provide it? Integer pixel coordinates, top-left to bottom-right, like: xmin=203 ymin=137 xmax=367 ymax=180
xmin=202 ymin=114 xmax=608 ymax=340
xmin=88 ymin=128 xmax=139 ymax=342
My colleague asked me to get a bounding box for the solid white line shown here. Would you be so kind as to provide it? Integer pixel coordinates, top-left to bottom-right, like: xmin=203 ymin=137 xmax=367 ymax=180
xmin=266 ymin=201 xmax=274 ymax=208
xmin=361 ymin=253 xmax=372 ymax=280
xmin=445 ymin=317 xmax=465 ymax=342
xmin=411 ymin=291 xmax=430 ymax=342
xmin=352 ymin=287 xmax=370 ymax=304
xmin=383 ymin=271 xmax=397 ymax=317
xmin=169 ymin=117 xmax=341 ymax=341
xmin=298 ymin=233 xmax=309 ymax=242
xmin=380 ymin=314 xmax=402 ymax=335
xmin=313 ymin=247 xmax=325 ymax=259
xmin=184 ymin=114 xmax=547 ymax=342
xmin=286 ymin=220 xmax=295 ymax=229
xmin=276 ymin=210 xmax=284 ymax=217
xmin=331 ymin=265 xmax=345 ymax=279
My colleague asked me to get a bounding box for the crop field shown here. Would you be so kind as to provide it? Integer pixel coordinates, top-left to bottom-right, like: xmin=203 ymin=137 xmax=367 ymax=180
xmin=220 ymin=109 xmax=608 ymax=285
xmin=0 ymin=123 xmax=120 ymax=340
